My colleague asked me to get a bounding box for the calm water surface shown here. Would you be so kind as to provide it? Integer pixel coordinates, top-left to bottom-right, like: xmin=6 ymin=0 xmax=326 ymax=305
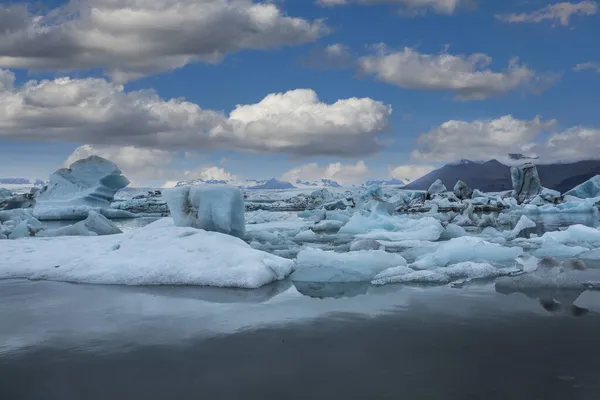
xmin=2 ymin=279 xmax=600 ymax=399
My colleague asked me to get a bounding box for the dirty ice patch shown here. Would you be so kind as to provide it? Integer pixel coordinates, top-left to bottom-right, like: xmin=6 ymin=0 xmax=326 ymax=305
xmin=291 ymin=248 xmax=406 ymax=283
xmin=0 ymin=218 xmax=295 ymax=289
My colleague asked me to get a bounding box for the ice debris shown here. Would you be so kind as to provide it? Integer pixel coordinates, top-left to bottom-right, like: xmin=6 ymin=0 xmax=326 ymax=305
xmin=37 ymin=211 xmax=122 ymax=237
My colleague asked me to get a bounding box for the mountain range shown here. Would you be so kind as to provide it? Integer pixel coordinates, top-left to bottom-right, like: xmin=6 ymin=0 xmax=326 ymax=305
xmin=403 ymin=159 xmax=600 ymax=193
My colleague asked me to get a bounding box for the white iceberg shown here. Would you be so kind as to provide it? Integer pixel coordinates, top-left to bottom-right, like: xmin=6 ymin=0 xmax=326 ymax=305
xmin=410 ymin=236 xmax=523 ymax=269
xmin=427 ymin=179 xmax=447 ymax=195
xmin=356 ymin=217 xmax=444 ymax=242
xmin=163 ymin=185 xmax=245 ymax=238
xmin=0 ymin=218 xmax=294 ymax=288
xmin=292 ymin=248 xmax=406 ymax=282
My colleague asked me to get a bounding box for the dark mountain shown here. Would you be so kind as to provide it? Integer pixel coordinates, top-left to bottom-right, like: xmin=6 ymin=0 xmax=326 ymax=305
xmin=403 ymin=160 xmax=512 ymax=192
xmin=404 ymin=159 xmax=600 ymax=193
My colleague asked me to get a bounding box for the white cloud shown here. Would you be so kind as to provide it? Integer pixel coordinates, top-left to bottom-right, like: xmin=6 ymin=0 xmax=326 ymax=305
xmin=496 ymin=1 xmax=598 ymax=26
xmin=541 ymin=126 xmax=600 ymax=162
xmin=411 ymin=115 xmax=556 ymax=162
xmin=388 ymin=164 xmax=436 ymax=182
xmin=317 ymin=0 xmax=474 ymax=15
xmin=573 ymin=62 xmax=600 ymax=72
xmin=358 ymin=46 xmax=555 ymax=100
xmin=65 ymin=144 xmax=239 ymax=184
xmin=0 ymin=72 xmax=392 ymax=157
xmin=281 ymin=161 xmax=370 ymax=184
xmin=0 ymin=0 xmax=327 ymax=82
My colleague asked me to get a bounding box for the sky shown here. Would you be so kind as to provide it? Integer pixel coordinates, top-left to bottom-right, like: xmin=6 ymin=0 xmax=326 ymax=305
xmin=1 ymin=0 xmax=599 ymax=186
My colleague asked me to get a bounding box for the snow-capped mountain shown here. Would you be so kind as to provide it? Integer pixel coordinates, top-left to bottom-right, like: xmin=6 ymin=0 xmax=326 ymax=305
xmin=246 ymin=178 xmax=296 ymax=190
xmin=175 ymin=178 xmax=232 ymax=187
xmin=364 ymin=178 xmax=407 ymax=186
xmin=294 ymin=179 xmax=342 ymax=188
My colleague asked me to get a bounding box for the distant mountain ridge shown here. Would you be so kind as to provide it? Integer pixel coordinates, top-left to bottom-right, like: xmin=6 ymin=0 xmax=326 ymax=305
xmin=403 ymin=159 xmax=600 ymax=193
xmin=0 ymin=178 xmax=45 ymax=185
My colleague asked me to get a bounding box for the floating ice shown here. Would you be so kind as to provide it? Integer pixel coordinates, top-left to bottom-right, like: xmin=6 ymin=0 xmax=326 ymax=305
xmin=311 ymin=219 xmax=345 ymax=233
xmin=32 ymin=205 xmax=135 ymax=221
xmin=0 ymin=209 xmax=43 ymax=239
xmin=163 ymin=185 xmax=245 ymax=238
xmin=540 ymin=224 xmax=600 ymax=247
xmin=372 ymin=262 xmax=518 ymax=286
xmin=0 ymin=218 xmax=295 ymax=288
xmin=356 ymin=217 xmax=444 ymax=242
xmin=293 ymin=229 xmax=318 ymax=242
xmin=427 ymin=179 xmax=447 ymax=195
xmin=495 ymin=264 xmax=600 ymax=291
xmin=532 ymin=240 xmax=589 ymax=259
xmin=502 ymin=215 xmax=536 ymax=240
xmin=564 ymin=175 xmax=600 ymax=199
xmin=349 ymin=239 xmax=382 ymax=251
xmin=440 ymin=223 xmax=467 ymax=240
xmin=37 ymin=211 xmax=122 ymax=237
xmin=453 ymin=180 xmax=473 ymax=200
xmin=292 ymin=248 xmax=406 ymax=282
xmin=511 ymin=163 xmax=542 ymax=203
xmin=410 ymin=236 xmax=523 ymax=269
xmin=34 ymin=156 xmax=130 ymax=220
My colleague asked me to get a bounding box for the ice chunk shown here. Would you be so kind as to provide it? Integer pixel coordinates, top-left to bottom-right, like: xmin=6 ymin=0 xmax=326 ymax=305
xmin=372 ymin=262 xmax=514 ymax=286
xmin=410 ymin=236 xmax=523 ymax=269
xmin=511 ymin=163 xmax=542 ymax=203
xmin=440 ymin=223 xmax=467 ymax=240
xmin=427 ymin=179 xmax=447 ymax=195
xmin=35 ymin=156 xmax=129 ymax=209
xmin=532 ymin=240 xmax=589 ymax=259
xmin=164 ymin=185 xmax=245 ymax=238
xmin=349 ymin=239 xmax=382 ymax=251
xmin=495 ymin=265 xmax=600 ymax=291
xmin=564 ymin=175 xmax=600 ymax=199
xmin=292 ymin=248 xmax=407 ymax=282
xmin=356 ymin=217 xmax=444 ymax=242
xmin=0 ymin=218 xmax=294 ymax=288
xmin=311 ymin=219 xmax=345 ymax=233
xmin=502 ymin=215 xmax=536 ymax=239
xmin=293 ymin=229 xmax=318 ymax=242
xmin=8 ymin=220 xmax=30 ymax=239
xmin=453 ymin=180 xmax=473 ymax=200
xmin=0 ymin=188 xmax=13 ymax=201
xmin=37 ymin=211 xmax=122 ymax=237
xmin=540 ymin=224 xmax=600 ymax=247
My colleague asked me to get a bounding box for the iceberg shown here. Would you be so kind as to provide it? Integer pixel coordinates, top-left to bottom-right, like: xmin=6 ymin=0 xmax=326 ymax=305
xmin=292 ymin=248 xmax=406 ymax=282
xmin=453 ymin=180 xmax=473 ymax=200
xmin=564 ymin=175 xmax=600 ymax=199
xmin=0 ymin=218 xmax=294 ymax=288
xmin=0 ymin=209 xmax=43 ymax=239
xmin=163 ymin=185 xmax=245 ymax=238
xmin=510 ymin=163 xmax=542 ymax=203
xmin=33 ymin=156 xmax=130 ymax=220
xmin=410 ymin=236 xmax=523 ymax=269
xmin=427 ymin=179 xmax=447 ymax=196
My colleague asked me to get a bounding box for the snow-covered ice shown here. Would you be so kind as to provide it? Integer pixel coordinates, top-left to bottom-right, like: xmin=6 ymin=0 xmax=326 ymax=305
xmin=0 ymin=218 xmax=294 ymax=288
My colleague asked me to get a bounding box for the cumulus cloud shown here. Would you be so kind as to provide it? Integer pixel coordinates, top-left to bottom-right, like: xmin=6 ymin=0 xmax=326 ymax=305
xmin=317 ymin=0 xmax=475 ymax=15
xmin=388 ymin=164 xmax=436 ymax=182
xmin=411 ymin=115 xmax=556 ymax=162
xmin=496 ymin=1 xmax=598 ymax=27
xmin=281 ymin=161 xmax=371 ymax=184
xmin=573 ymin=62 xmax=600 ymax=72
xmin=541 ymin=126 xmax=600 ymax=162
xmin=358 ymin=46 xmax=556 ymax=100
xmin=0 ymin=71 xmax=392 ymax=157
xmin=0 ymin=0 xmax=327 ymax=82
xmin=66 ymin=144 xmax=239 ymax=184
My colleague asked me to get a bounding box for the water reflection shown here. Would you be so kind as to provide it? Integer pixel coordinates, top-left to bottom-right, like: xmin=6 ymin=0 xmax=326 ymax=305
xmin=120 ymin=280 xmax=292 ymax=304
xmin=292 ymin=280 xmax=370 ymax=299
xmin=495 ymin=284 xmax=590 ymax=316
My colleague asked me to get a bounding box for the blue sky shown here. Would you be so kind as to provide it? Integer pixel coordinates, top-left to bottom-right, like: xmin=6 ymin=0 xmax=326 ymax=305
xmin=1 ymin=0 xmax=600 ymax=185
